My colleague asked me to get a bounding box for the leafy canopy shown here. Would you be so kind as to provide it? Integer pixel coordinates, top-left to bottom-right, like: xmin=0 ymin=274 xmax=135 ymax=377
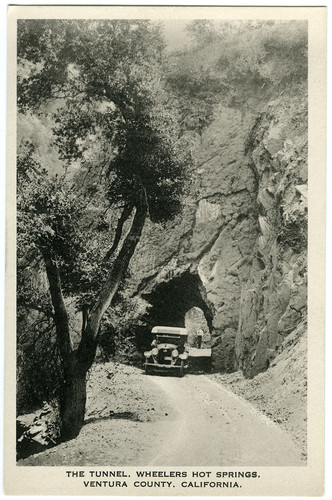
xmin=17 ymin=19 xmax=191 ymax=306
xmin=185 ymin=20 xmax=307 ymax=85
xmin=166 ymin=20 xmax=307 ymax=132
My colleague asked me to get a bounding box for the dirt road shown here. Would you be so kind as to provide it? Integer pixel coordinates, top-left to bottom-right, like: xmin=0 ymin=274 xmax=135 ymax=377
xmin=19 ymin=365 xmax=303 ymax=466
xmin=147 ymin=374 xmax=303 ymax=466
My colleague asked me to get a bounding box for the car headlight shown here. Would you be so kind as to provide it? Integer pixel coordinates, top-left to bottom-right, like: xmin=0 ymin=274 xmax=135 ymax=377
xmin=179 ymin=353 xmax=188 ymax=360
xmin=172 ymin=349 xmax=179 ymax=358
xmin=151 ymin=347 xmax=158 ymax=356
xmin=144 ymin=351 xmax=152 ymax=358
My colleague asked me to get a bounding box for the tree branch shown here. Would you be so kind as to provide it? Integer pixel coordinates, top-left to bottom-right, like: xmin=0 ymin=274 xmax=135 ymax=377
xmin=40 ymin=250 xmax=73 ymax=364
xmin=102 ymin=202 xmax=134 ymax=263
xmin=18 ymin=301 xmax=55 ymax=318
xmin=77 ymin=197 xmax=148 ymax=367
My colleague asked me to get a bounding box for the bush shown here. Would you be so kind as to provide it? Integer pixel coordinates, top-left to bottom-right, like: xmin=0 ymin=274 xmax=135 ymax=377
xmin=17 ymin=310 xmax=63 ymax=415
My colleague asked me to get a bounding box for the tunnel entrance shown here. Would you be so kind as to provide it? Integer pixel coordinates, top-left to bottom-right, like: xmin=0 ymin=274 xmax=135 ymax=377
xmin=185 ymin=306 xmax=211 ymax=349
xmin=141 ymin=270 xmax=213 ymax=352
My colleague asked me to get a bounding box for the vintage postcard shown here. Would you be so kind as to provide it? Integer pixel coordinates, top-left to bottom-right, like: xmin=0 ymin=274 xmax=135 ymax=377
xmin=5 ymin=5 xmax=326 ymax=496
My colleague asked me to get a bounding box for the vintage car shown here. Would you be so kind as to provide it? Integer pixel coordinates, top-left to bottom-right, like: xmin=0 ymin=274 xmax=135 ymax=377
xmin=144 ymin=326 xmax=189 ymax=377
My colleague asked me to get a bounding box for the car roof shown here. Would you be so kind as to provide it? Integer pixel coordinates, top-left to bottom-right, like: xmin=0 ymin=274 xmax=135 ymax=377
xmin=152 ymin=326 xmax=187 ymax=335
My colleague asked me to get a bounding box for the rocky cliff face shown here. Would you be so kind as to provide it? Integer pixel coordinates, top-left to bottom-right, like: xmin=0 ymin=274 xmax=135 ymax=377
xmin=130 ymin=83 xmax=307 ymax=378
xmin=235 ymin=86 xmax=307 ymax=377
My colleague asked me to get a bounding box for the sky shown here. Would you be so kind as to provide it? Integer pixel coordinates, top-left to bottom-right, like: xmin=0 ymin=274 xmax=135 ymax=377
xmin=161 ymin=20 xmax=192 ymax=52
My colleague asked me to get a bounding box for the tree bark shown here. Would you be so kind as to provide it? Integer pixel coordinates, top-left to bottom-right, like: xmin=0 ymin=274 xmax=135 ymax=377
xmin=59 ymin=356 xmax=87 ymax=441
xmin=41 ymin=252 xmax=85 ymax=440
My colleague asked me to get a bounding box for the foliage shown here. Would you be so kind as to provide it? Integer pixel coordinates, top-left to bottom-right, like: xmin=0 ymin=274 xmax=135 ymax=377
xmin=17 ymin=142 xmax=110 ymax=305
xmin=17 ymin=20 xmax=165 ymax=111
xmin=17 ymin=20 xmax=191 ymax=423
xmin=166 ymin=63 xmax=225 ymax=136
xmin=98 ymin=294 xmax=150 ymax=361
xmin=185 ymin=20 xmax=307 ymax=84
xmin=17 ymin=327 xmax=61 ymax=414
xmin=167 ymin=20 xmax=307 ymax=129
xmin=17 ymin=309 xmax=62 ymax=414
xmin=18 ymin=19 xmax=190 ymax=219
xmin=17 ymin=18 xmax=189 ymax=300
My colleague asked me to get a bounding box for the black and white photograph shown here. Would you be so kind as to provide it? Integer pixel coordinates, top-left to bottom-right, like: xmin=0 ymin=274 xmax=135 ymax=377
xmin=4 ymin=5 xmax=326 ymax=496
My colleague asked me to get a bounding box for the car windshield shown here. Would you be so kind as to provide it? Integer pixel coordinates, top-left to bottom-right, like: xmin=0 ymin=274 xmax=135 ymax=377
xmin=156 ymin=334 xmax=186 ymax=345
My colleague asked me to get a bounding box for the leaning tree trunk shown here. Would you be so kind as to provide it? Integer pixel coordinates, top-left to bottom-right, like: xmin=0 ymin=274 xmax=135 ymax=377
xmin=48 ymin=200 xmax=148 ymax=441
xmin=41 ymin=251 xmax=84 ymax=441
xmin=59 ymin=358 xmax=88 ymax=441
xmin=58 ymin=324 xmax=99 ymax=440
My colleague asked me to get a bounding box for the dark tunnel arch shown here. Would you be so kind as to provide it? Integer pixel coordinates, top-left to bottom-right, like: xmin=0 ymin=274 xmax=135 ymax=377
xmin=141 ymin=270 xmax=214 ymax=340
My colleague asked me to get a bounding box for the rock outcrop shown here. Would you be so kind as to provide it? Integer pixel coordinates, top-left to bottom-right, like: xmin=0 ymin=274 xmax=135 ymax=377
xmin=235 ymin=87 xmax=307 ymax=376
xmin=16 ymin=401 xmax=60 ymax=460
xmin=130 ymin=83 xmax=307 ymax=378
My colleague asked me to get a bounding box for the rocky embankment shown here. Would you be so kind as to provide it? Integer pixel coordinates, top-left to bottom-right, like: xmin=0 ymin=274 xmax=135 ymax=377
xmin=130 ymin=83 xmax=307 ymax=381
